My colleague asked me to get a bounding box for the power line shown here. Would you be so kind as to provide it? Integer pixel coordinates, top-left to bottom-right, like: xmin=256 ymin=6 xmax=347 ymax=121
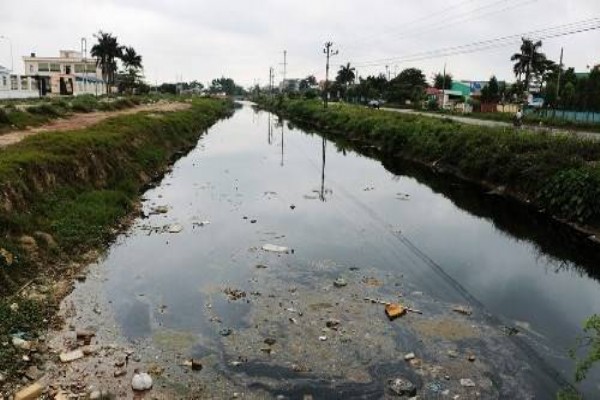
xmin=343 ymin=0 xmax=481 ymax=51
xmin=343 ymin=0 xmax=535 ymax=54
xmin=352 ymin=17 xmax=600 ymax=68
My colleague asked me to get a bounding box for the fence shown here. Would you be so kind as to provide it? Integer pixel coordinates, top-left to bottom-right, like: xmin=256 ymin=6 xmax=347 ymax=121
xmin=525 ymin=109 xmax=600 ymax=124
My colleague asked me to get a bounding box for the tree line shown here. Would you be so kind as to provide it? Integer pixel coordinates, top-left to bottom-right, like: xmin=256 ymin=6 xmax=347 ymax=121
xmin=91 ymin=31 xmax=144 ymax=94
xmin=287 ymin=38 xmax=600 ymax=112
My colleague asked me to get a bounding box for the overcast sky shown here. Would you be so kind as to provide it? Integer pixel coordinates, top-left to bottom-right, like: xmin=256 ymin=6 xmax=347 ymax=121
xmin=1 ymin=0 xmax=599 ymax=87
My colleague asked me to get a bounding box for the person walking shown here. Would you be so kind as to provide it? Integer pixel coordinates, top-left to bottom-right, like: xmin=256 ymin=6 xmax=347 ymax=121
xmin=514 ymin=108 xmax=523 ymax=128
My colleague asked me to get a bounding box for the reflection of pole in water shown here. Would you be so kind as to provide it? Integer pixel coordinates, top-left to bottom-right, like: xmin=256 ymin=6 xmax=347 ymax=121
xmin=268 ymin=114 xmax=272 ymax=144
xmin=280 ymin=122 xmax=284 ymax=167
xmin=320 ymin=137 xmax=326 ymax=201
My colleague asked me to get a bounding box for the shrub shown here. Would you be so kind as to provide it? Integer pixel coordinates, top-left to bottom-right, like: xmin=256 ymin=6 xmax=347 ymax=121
xmin=27 ymin=104 xmax=62 ymax=117
xmin=0 ymin=108 xmax=9 ymax=124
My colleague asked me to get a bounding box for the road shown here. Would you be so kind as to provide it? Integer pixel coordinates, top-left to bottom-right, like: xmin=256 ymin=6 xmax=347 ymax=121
xmin=381 ymin=107 xmax=600 ymax=140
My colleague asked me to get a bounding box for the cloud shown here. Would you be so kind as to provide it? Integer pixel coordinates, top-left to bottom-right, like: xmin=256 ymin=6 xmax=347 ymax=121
xmin=0 ymin=0 xmax=598 ymax=86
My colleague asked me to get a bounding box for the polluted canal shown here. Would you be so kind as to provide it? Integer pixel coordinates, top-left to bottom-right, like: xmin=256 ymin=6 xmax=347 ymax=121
xmin=48 ymin=103 xmax=600 ymax=399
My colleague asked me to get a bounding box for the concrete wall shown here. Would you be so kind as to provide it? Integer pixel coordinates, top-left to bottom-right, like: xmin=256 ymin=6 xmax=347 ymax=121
xmin=497 ymin=104 xmax=519 ymax=113
xmin=0 ymin=73 xmax=39 ymax=100
xmin=0 ymin=90 xmax=39 ymax=100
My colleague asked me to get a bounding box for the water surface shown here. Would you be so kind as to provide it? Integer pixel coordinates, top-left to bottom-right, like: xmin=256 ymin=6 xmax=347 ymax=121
xmin=95 ymin=103 xmax=600 ymax=397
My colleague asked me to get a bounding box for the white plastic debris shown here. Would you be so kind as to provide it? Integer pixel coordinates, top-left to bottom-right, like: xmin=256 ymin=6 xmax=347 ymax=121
xmin=262 ymin=244 xmax=289 ymax=253
xmin=59 ymin=349 xmax=85 ymax=363
xmin=460 ymin=378 xmax=476 ymax=387
xmin=131 ymin=371 xmax=153 ymax=391
xmin=152 ymin=206 xmax=169 ymax=214
xmin=168 ymin=224 xmax=183 ymax=233
xmin=12 ymin=336 xmax=32 ymax=350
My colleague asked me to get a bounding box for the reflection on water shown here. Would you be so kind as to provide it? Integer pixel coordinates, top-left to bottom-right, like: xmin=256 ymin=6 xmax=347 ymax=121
xmin=98 ymin=103 xmax=600 ymax=396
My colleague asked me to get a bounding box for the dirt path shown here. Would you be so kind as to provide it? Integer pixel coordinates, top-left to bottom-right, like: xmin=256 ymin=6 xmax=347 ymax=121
xmin=0 ymin=101 xmax=191 ymax=148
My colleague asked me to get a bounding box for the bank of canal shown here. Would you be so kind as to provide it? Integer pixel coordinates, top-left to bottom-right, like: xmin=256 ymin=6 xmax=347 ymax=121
xmin=45 ymin=103 xmax=599 ymax=398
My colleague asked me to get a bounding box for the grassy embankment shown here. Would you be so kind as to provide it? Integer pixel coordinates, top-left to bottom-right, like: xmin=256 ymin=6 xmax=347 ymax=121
xmin=0 ymin=95 xmax=157 ymax=133
xmin=261 ymin=98 xmax=600 ymax=232
xmin=0 ymin=98 xmax=232 ymax=382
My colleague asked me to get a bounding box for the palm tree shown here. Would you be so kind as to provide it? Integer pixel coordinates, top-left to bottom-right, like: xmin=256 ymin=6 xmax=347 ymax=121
xmin=336 ymin=63 xmax=356 ymax=86
xmin=120 ymin=46 xmax=142 ymax=70
xmin=91 ymin=31 xmax=122 ymax=94
xmin=537 ymin=59 xmax=557 ymax=92
xmin=511 ymin=38 xmax=546 ymax=94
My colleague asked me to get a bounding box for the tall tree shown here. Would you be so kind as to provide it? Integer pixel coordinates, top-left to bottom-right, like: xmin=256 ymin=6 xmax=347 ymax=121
xmin=299 ymin=75 xmax=317 ymax=91
xmin=119 ymin=46 xmax=143 ymax=94
xmin=510 ymin=38 xmax=547 ymax=94
xmin=433 ymin=72 xmax=453 ymax=90
xmin=481 ymin=75 xmax=501 ymax=103
xmin=209 ymin=77 xmax=244 ymax=96
xmin=120 ymin=46 xmax=142 ymax=70
xmin=336 ymin=63 xmax=356 ymax=86
xmin=91 ymin=31 xmax=122 ymax=94
xmin=387 ymin=68 xmax=427 ymax=104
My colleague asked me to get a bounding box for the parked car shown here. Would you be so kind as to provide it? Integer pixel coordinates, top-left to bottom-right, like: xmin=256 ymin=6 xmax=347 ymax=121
xmin=368 ymin=100 xmax=381 ymax=109
xmin=527 ymin=97 xmax=544 ymax=109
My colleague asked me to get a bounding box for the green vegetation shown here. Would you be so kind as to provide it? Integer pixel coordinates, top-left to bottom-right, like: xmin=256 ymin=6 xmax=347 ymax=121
xmin=572 ymin=314 xmax=600 ymax=383
xmin=0 ymin=97 xmax=231 ymax=383
xmin=260 ymin=98 xmax=600 ymax=229
xmin=91 ymin=30 xmax=146 ymax=94
xmin=433 ymin=72 xmax=453 ymax=90
xmin=0 ymin=98 xmax=231 ymax=283
xmin=0 ymin=98 xmax=231 ymax=292
xmin=0 ymin=299 xmax=50 ymax=379
xmin=209 ymin=77 xmax=245 ymax=96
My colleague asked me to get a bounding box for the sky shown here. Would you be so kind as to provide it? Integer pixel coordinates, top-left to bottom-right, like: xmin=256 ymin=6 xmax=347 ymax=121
xmin=0 ymin=0 xmax=599 ymax=87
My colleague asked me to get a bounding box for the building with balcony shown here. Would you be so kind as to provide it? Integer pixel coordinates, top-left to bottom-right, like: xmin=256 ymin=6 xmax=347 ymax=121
xmin=22 ymin=50 xmax=105 ymax=96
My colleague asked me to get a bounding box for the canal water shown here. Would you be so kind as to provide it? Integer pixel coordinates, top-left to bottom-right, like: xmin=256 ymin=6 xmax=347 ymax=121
xmin=74 ymin=103 xmax=600 ymax=398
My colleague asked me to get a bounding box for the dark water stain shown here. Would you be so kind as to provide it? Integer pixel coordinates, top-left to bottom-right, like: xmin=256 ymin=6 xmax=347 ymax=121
xmin=118 ymin=299 xmax=152 ymax=339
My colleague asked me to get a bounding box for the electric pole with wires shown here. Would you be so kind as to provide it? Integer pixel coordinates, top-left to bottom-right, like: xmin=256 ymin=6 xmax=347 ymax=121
xmin=269 ymin=66 xmax=274 ymax=98
xmin=280 ymin=50 xmax=287 ymax=93
xmin=323 ymin=41 xmax=338 ymax=109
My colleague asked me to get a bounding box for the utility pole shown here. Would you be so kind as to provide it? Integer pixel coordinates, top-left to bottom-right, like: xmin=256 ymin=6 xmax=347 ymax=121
xmin=323 ymin=41 xmax=338 ymax=109
xmin=0 ymin=35 xmax=13 ymax=72
xmin=280 ymin=50 xmax=287 ymax=93
xmin=320 ymin=137 xmax=326 ymax=201
xmin=555 ymin=47 xmax=564 ymax=106
xmin=441 ymin=62 xmax=447 ymax=110
xmin=81 ymin=37 xmax=87 ymax=94
xmin=385 ymin=65 xmax=390 ymax=81
xmin=269 ymin=67 xmax=273 ymax=98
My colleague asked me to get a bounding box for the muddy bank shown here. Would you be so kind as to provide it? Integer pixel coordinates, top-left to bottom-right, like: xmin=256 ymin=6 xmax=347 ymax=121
xmin=38 ymin=253 xmax=563 ymax=399
xmin=0 ymin=98 xmax=233 ymax=396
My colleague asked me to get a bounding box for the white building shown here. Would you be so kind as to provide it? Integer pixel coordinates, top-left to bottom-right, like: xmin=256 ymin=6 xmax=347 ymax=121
xmin=22 ymin=50 xmax=105 ymax=96
xmin=280 ymin=78 xmax=301 ymax=92
xmin=0 ymin=64 xmax=39 ymax=100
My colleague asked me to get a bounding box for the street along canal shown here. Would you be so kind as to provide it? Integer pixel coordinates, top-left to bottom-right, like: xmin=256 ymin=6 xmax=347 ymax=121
xmin=51 ymin=103 xmax=600 ymax=398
